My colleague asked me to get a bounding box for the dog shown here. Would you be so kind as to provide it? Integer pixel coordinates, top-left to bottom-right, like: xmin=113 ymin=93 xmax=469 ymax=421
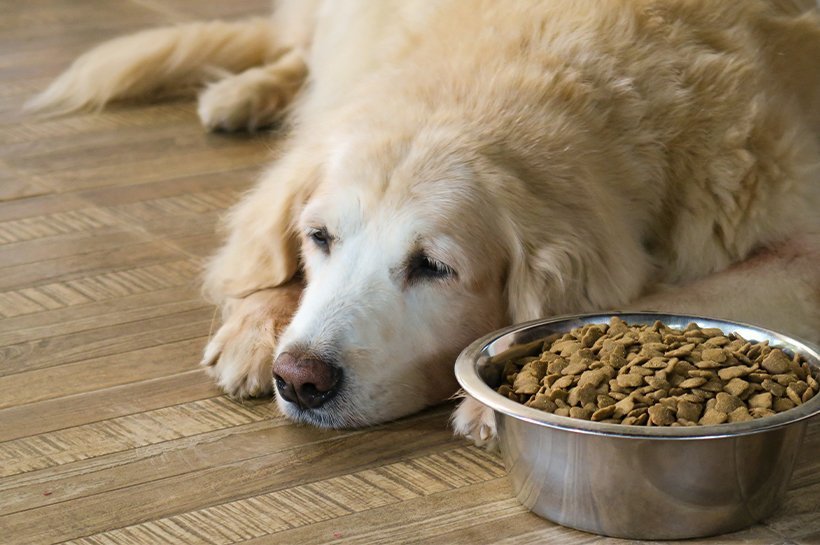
xmin=30 ymin=0 xmax=820 ymax=445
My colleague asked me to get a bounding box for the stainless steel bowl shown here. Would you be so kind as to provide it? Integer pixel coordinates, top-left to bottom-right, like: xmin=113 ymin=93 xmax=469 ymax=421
xmin=455 ymin=312 xmax=820 ymax=540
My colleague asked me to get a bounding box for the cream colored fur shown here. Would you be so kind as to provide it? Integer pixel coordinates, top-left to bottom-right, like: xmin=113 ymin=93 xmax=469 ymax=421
xmin=32 ymin=1 xmax=820 ymax=441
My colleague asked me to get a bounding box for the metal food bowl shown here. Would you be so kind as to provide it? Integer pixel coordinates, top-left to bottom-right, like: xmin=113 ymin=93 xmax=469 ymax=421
xmin=454 ymin=312 xmax=820 ymax=540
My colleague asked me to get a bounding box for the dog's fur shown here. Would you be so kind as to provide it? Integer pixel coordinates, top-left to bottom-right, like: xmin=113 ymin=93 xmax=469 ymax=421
xmin=31 ymin=0 xmax=820 ymax=444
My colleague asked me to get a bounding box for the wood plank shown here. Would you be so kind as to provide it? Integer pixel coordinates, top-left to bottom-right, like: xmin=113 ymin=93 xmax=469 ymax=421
xmin=0 ymin=305 xmax=212 ymax=376
xmin=0 ymin=370 xmax=217 ymax=441
xmin=0 ymin=337 xmax=207 ymax=408
xmin=0 ymin=239 xmax=184 ymax=291
xmin=0 ymin=285 xmax=205 ymax=342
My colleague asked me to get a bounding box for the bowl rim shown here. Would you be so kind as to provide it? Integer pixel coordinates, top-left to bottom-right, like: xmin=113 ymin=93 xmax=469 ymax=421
xmin=455 ymin=311 xmax=820 ymax=440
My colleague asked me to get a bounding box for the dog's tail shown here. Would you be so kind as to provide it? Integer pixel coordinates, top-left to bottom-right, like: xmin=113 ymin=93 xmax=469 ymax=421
xmin=26 ymin=18 xmax=275 ymax=114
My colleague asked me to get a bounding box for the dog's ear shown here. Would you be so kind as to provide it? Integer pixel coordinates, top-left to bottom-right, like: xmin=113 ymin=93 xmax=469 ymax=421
xmin=203 ymin=148 xmax=319 ymax=304
xmin=503 ymin=200 xmax=650 ymax=324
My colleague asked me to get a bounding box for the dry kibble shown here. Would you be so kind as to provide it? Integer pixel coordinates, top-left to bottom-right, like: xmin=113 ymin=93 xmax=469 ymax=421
xmin=596 ymin=394 xmax=616 ymax=408
xmin=714 ymin=392 xmax=743 ymax=413
xmin=577 ymin=369 xmax=606 ymax=388
xmin=718 ymin=366 xmax=751 ymax=381
xmin=617 ymin=374 xmax=644 ymax=388
xmin=569 ymin=406 xmax=593 ymax=420
xmin=648 ymin=404 xmax=676 ymax=426
xmin=591 ymin=405 xmax=616 ymax=421
xmin=723 ymin=378 xmax=750 ymax=397
xmin=551 ymin=375 xmax=574 ymax=390
xmin=561 ymin=362 xmax=587 ymax=375
xmin=679 ymin=377 xmax=708 ymax=389
xmin=727 ymin=406 xmax=753 ymax=423
xmin=699 ymin=409 xmax=728 ymax=425
xmin=773 ymin=397 xmax=795 ymax=413
xmin=526 ymin=394 xmax=557 ymax=412
xmin=750 ymin=407 xmax=777 ymax=419
xmin=761 ymin=379 xmax=786 ymax=397
xmin=496 ymin=319 xmax=817 ymax=426
xmin=762 ymin=350 xmax=791 ymax=374
xmin=748 ymin=392 xmax=773 ymax=410
xmin=676 ymin=400 xmax=702 ymax=422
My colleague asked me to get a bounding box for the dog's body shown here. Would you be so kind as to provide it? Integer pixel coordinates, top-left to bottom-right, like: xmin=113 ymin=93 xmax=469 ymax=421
xmin=32 ymin=0 xmax=820 ymax=443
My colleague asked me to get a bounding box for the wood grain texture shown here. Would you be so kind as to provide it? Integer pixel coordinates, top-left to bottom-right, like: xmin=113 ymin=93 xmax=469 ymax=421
xmin=0 ymin=1 xmax=817 ymax=544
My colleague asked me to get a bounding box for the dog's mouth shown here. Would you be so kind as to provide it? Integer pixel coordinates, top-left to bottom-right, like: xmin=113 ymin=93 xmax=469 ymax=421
xmin=274 ymin=389 xmax=365 ymax=429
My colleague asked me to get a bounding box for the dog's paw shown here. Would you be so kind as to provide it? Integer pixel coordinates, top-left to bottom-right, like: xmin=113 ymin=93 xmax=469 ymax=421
xmin=197 ymin=51 xmax=306 ymax=132
xmin=451 ymin=393 xmax=499 ymax=451
xmin=201 ymin=284 xmax=302 ymax=398
xmin=197 ymin=68 xmax=281 ymax=132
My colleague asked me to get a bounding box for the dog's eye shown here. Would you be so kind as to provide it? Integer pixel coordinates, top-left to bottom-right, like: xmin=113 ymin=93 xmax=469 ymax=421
xmin=308 ymin=227 xmax=331 ymax=252
xmin=407 ymin=252 xmax=455 ymax=283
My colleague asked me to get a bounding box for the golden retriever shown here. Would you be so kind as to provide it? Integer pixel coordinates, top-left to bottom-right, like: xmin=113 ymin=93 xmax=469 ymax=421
xmin=30 ymin=0 xmax=820 ymax=444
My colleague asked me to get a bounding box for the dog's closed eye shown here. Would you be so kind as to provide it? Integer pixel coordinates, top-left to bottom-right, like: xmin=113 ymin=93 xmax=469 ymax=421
xmin=307 ymin=226 xmax=332 ymax=253
xmin=406 ymin=251 xmax=456 ymax=284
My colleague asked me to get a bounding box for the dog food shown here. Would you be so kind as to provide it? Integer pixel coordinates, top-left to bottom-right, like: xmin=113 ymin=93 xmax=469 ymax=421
xmin=495 ymin=317 xmax=818 ymax=426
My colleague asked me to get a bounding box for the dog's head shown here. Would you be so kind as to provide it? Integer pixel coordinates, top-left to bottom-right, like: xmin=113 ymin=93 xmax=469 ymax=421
xmin=205 ymin=103 xmax=648 ymax=427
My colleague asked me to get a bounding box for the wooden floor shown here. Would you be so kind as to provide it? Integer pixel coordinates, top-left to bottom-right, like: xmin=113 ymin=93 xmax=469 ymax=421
xmin=0 ymin=2 xmax=818 ymax=544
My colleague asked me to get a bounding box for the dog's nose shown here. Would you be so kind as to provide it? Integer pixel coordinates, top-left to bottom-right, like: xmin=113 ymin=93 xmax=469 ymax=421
xmin=273 ymin=352 xmax=342 ymax=409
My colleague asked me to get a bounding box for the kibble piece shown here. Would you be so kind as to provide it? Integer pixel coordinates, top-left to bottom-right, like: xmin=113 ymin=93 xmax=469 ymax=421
xmin=613 ymin=396 xmax=636 ymax=418
xmin=773 ymin=373 xmax=798 ymax=386
xmin=699 ymin=409 xmax=728 ymax=425
xmin=581 ymin=326 xmax=605 ymax=348
xmin=548 ymin=389 xmax=569 ymax=402
xmin=577 ymin=369 xmax=606 ymax=388
xmin=645 ymin=376 xmax=671 ymax=390
xmin=748 ymin=392 xmax=773 ymax=410
xmin=701 ymin=379 xmax=725 ymax=393
xmin=746 ymin=372 xmax=769 ymax=383
xmin=664 ymin=343 xmax=695 ymax=357
xmin=551 ymin=375 xmax=574 ymax=390
xmin=547 ymin=357 xmax=569 ymax=375
xmin=591 ymin=405 xmax=616 ymax=421
xmin=596 ymin=394 xmax=616 ymax=408
xmin=750 ymin=407 xmax=777 ymax=419
xmin=527 ymin=394 xmax=557 ymax=412
xmin=569 ymin=406 xmax=593 ymax=420
xmin=786 ymin=381 xmax=808 ymax=405
xmin=643 ymin=357 xmax=669 ymax=370
xmin=773 ymin=397 xmax=796 ymax=413
xmin=761 ymin=379 xmax=786 ymax=397
xmin=714 ymin=392 xmax=743 ymax=413
xmin=727 ymin=406 xmax=754 ymax=423
xmin=679 ymin=377 xmax=707 ymax=389
xmin=616 ymin=374 xmax=644 ymax=388
xmin=561 ymin=362 xmax=587 ymax=375
xmin=723 ymin=378 xmax=750 ymax=397
xmin=701 ymin=348 xmax=727 ymax=363
xmin=717 ymin=366 xmax=751 ymax=381
xmin=762 ymin=349 xmax=791 ymax=374
xmin=676 ymin=400 xmax=702 ymax=422
xmin=648 ymin=404 xmax=676 ymax=426
xmin=513 ymin=374 xmax=541 ymax=395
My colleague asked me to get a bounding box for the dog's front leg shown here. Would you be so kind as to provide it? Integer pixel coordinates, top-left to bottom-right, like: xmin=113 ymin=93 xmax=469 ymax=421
xmin=201 ymin=279 xmax=303 ymax=398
